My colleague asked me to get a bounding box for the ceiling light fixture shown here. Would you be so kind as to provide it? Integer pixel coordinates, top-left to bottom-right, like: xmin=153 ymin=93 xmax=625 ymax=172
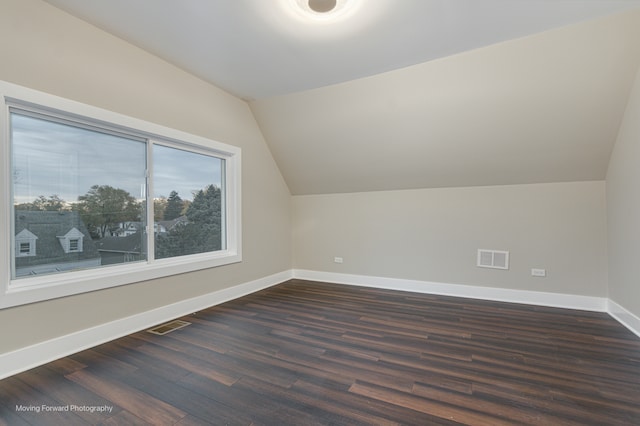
xmin=290 ymin=0 xmax=358 ymax=22
xmin=308 ymin=0 xmax=337 ymax=13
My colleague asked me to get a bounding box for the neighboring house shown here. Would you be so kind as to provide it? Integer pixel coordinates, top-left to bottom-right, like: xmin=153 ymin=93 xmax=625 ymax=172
xmin=154 ymin=222 xmax=167 ymax=234
xmin=111 ymin=221 xmax=142 ymax=237
xmin=14 ymin=210 xmax=101 ymax=277
xmin=157 ymin=215 xmax=188 ymax=234
xmin=122 ymin=222 xmax=142 ymax=237
xmin=95 ymin=233 xmax=144 ymax=265
xmin=112 ymin=215 xmax=188 ymax=237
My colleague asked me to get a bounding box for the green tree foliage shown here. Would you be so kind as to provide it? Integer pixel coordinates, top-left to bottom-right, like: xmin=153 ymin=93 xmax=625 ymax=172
xmin=163 ymin=190 xmax=183 ymax=220
xmin=77 ymin=185 xmax=141 ymax=239
xmin=154 ymin=196 xmax=167 ymax=222
xmin=15 ymin=194 xmax=68 ymax=212
xmin=155 ymin=185 xmax=222 ymax=259
xmin=186 ymin=185 xmax=221 ymax=226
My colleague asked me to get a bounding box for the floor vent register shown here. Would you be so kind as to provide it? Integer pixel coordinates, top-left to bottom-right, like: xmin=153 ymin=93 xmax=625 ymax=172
xmin=147 ymin=320 xmax=191 ymax=336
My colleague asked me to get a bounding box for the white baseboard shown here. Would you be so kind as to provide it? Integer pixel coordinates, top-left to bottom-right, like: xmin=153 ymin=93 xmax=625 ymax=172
xmin=0 ymin=270 xmax=292 ymax=380
xmin=292 ymin=270 xmax=640 ymax=337
xmin=292 ymin=269 xmax=608 ymax=312
xmin=607 ymin=299 xmax=640 ymax=338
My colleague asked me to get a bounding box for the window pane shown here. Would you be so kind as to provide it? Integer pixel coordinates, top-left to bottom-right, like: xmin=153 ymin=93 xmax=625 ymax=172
xmin=153 ymin=144 xmax=224 ymax=259
xmin=11 ymin=112 xmax=147 ymax=278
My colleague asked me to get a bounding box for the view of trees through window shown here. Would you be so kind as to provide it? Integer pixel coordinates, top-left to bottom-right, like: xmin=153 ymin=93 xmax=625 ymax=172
xmin=11 ymin=111 xmax=224 ymax=279
xmin=153 ymin=144 xmax=224 ymax=259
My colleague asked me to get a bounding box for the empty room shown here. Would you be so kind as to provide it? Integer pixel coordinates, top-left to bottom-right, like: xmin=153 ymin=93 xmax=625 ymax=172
xmin=1 ymin=0 xmax=640 ymax=424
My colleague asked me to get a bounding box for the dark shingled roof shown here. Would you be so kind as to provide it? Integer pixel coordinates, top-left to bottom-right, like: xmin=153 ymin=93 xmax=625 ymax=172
xmin=96 ymin=233 xmax=143 ymax=254
xmin=14 ymin=210 xmax=99 ymax=269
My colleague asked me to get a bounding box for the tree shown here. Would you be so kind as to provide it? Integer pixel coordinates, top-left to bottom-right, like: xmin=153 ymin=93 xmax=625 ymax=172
xmin=186 ymin=185 xmax=221 ymax=226
xmin=155 ymin=184 xmax=222 ymax=259
xmin=163 ymin=191 xmax=183 ymax=220
xmin=186 ymin=184 xmax=222 ymax=252
xmin=77 ymin=185 xmax=141 ymax=239
xmin=15 ymin=194 xmax=68 ymax=212
xmin=153 ymin=196 xmax=167 ymax=221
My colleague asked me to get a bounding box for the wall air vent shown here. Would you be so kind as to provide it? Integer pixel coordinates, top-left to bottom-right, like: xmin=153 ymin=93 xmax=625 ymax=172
xmin=477 ymin=249 xmax=509 ymax=270
xmin=147 ymin=320 xmax=191 ymax=336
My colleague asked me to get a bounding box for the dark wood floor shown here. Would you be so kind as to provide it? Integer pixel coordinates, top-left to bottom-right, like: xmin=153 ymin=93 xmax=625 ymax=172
xmin=1 ymin=279 xmax=640 ymax=425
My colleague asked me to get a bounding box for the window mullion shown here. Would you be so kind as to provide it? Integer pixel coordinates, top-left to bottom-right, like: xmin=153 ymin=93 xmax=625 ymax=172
xmin=146 ymin=140 xmax=155 ymax=263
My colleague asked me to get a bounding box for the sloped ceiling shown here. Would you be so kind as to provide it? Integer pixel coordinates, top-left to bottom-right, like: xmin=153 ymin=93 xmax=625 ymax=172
xmin=43 ymin=1 xmax=640 ymax=195
xmin=251 ymin=10 xmax=640 ymax=194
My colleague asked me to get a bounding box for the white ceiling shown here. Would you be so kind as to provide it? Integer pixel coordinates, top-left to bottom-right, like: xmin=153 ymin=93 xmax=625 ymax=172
xmin=43 ymin=1 xmax=640 ymax=195
xmin=44 ymin=0 xmax=640 ymax=101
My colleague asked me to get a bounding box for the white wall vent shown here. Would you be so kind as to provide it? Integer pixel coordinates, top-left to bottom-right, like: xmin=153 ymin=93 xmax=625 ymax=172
xmin=477 ymin=249 xmax=509 ymax=270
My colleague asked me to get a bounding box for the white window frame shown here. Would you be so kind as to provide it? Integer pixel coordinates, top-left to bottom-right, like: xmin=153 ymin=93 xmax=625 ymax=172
xmin=0 ymin=80 xmax=242 ymax=309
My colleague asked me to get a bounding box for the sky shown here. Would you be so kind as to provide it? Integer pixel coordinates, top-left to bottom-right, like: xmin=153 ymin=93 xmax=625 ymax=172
xmin=153 ymin=144 xmax=223 ymax=200
xmin=11 ymin=113 xmax=222 ymax=205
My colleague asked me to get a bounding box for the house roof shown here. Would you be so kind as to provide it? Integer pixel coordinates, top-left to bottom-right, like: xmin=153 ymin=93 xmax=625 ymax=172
xmin=14 ymin=210 xmax=99 ymax=268
xmin=157 ymin=215 xmax=188 ymax=231
xmin=15 ymin=229 xmax=38 ymax=241
xmin=95 ymin=233 xmax=143 ymax=254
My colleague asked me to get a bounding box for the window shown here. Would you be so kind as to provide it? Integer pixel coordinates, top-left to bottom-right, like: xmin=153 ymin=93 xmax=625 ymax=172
xmin=153 ymin=144 xmax=225 ymax=259
xmin=1 ymin=80 xmax=241 ymax=309
xmin=19 ymin=243 xmax=31 ymax=255
xmin=69 ymin=239 xmax=79 ymax=252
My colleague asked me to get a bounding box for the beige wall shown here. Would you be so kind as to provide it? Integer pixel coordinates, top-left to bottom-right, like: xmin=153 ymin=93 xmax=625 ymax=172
xmin=606 ymin=63 xmax=640 ymax=317
xmin=0 ymin=0 xmax=291 ymax=352
xmin=293 ymin=181 xmax=608 ymax=296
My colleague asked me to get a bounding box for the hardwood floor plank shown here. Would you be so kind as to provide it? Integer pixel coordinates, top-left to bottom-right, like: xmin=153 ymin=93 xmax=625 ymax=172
xmin=134 ymin=342 xmax=241 ymax=386
xmin=70 ymin=348 xmax=138 ymax=376
xmin=93 ymin=339 xmax=194 ymax=384
xmin=95 ymin=409 xmax=149 ymax=426
xmin=113 ymin=368 xmax=255 ymax=425
xmin=16 ymin=364 xmax=122 ymax=424
xmin=411 ymin=381 xmax=580 ymax=426
xmin=66 ymin=370 xmax=186 ymax=424
xmin=291 ymin=377 xmax=461 ymax=426
xmin=45 ymin=357 xmax=87 ymax=375
xmin=0 ymin=376 xmax=88 ymax=426
xmin=0 ymin=406 xmax=32 ymax=426
xmin=350 ymin=380 xmax=514 ymax=426
xmin=471 ymin=381 xmax=601 ymax=425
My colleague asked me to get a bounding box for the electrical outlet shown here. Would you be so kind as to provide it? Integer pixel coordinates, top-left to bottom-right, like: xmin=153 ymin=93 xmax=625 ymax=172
xmin=334 ymin=257 xmax=343 ymax=264
xmin=531 ymin=268 xmax=546 ymax=277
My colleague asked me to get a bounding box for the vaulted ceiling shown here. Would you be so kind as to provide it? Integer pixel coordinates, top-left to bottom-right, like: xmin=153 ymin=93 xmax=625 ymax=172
xmin=44 ymin=0 xmax=640 ymax=194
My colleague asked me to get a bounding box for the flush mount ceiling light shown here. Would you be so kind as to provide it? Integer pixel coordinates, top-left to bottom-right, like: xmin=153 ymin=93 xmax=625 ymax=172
xmin=290 ymin=0 xmax=358 ymax=22
xmin=308 ymin=0 xmax=337 ymax=13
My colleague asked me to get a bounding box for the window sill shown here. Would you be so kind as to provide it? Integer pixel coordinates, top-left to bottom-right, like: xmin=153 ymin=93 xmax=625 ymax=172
xmin=1 ymin=250 xmax=241 ymax=309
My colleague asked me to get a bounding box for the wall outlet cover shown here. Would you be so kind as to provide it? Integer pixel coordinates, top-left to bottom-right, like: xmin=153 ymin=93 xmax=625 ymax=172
xmin=531 ymin=268 xmax=546 ymax=277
